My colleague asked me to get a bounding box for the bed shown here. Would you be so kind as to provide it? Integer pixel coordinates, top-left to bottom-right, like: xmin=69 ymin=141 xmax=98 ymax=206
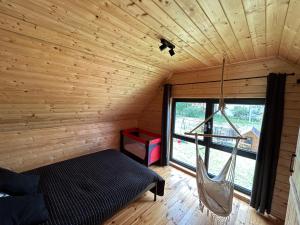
xmin=23 ymin=149 xmax=165 ymax=225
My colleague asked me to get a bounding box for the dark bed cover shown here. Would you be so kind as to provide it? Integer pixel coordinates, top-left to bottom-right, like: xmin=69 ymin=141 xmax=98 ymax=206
xmin=24 ymin=149 xmax=165 ymax=225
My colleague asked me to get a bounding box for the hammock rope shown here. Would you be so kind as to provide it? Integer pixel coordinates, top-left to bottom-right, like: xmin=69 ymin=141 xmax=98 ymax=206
xmin=219 ymin=57 xmax=225 ymax=111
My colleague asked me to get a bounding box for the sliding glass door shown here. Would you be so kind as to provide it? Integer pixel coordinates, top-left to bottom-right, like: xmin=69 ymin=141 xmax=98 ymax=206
xmin=170 ymin=99 xmax=265 ymax=195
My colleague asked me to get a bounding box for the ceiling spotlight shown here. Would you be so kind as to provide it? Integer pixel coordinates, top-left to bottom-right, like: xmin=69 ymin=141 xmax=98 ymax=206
xmin=159 ymin=43 xmax=167 ymax=51
xmin=169 ymin=48 xmax=175 ymax=56
xmin=159 ymin=38 xmax=175 ymax=56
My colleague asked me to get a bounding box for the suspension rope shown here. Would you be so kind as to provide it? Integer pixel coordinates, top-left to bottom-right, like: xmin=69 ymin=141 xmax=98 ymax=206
xmin=185 ymin=55 xmax=245 ymax=140
xmin=219 ymin=57 xmax=225 ymax=111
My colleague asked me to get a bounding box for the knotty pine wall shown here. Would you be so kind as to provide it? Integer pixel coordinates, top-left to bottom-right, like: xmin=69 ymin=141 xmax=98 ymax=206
xmin=138 ymin=57 xmax=300 ymax=220
xmin=0 ymin=22 xmax=169 ymax=172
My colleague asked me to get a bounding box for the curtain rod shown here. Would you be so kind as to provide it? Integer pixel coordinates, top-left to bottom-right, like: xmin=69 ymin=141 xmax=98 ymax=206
xmin=171 ymin=73 xmax=295 ymax=86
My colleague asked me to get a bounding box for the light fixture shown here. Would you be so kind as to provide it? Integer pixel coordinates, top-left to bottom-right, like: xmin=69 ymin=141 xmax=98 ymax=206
xmin=159 ymin=38 xmax=175 ymax=56
xmin=159 ymin=43 xmax=167 ymax=51
xmin=169 ymin=48 xmax=175 ymax=56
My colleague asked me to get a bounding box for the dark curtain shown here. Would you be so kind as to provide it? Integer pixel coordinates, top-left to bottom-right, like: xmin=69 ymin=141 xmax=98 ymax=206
xmin=250 ymin=73 xmax=286 ymax=214
xmin=160 ymin=84 xmax=172 ymax=166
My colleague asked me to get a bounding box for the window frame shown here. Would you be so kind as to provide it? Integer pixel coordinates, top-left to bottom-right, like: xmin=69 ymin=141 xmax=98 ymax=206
xmin=170 ymin=98 xmax=265 ymax=195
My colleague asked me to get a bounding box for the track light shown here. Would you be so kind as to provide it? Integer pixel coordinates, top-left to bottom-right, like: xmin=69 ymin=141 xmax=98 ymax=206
xmin=159 ymin=43 xmax=167 ymax=51
xmin=159 ymin=38 xmax=175 ymax=56
xmin=169 ymin=48 xmax=175 ymax=56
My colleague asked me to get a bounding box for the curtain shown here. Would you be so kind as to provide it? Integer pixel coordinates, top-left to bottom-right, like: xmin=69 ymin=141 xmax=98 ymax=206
xmin=160 ymin=84 xmax=172 ymax=166
xmin=250 ymin=73 xmax=286 ymax=214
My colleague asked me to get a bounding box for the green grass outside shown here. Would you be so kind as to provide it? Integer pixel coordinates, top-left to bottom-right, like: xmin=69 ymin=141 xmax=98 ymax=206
xmin=172 ymin=139 xmax=256 ymax=191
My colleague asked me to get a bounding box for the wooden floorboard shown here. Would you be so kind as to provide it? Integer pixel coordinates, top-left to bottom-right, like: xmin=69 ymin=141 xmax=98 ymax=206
xmin=104 ymin=166 xmax=284 ymax=225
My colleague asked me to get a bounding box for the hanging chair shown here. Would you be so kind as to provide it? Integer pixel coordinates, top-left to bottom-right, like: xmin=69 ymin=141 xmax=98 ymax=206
xmin=185 ymin=57 xmax=247 ymax=218
xmin=193 ymin=127 xmax=240 ymax=217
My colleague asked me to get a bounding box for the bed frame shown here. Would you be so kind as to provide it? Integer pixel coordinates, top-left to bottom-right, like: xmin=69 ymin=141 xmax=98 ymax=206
xmin=24 ymin=149 xmax=164 ymax=225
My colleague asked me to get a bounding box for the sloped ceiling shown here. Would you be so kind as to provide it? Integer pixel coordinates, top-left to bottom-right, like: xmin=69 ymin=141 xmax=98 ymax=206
xmin=1 ymin=0 xmax=299 ymax=73
xmin=0 ymin=0 xmax=299 ymax=129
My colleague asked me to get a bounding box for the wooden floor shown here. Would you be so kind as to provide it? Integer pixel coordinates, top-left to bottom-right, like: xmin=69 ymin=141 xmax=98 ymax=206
xmin=104 ymin=166 xmax=284 ymax=225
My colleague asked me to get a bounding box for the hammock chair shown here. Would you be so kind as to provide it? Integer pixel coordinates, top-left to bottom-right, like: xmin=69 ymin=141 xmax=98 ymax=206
xmin=185 ymin=57 xmax=247 ymax=218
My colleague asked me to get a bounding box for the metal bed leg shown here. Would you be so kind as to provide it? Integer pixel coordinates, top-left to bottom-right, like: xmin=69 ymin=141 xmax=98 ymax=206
xmin=154 ymin=183 xmax=157 ymax=201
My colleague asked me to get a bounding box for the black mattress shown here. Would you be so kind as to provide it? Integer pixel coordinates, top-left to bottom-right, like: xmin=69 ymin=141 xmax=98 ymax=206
xmin=24 ymin=149 xmax=165 ymax=225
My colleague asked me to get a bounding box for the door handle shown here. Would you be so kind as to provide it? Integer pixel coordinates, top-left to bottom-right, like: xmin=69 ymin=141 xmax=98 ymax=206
xmin=290 ymin=153 xmax=296 ymax=173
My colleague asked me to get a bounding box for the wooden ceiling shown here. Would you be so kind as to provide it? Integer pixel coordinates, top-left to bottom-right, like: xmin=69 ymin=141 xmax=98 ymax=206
xmin=0 ymin=0 xmax=299 ymax=74
xmin=0 ymin=0 xmax=299 ymax=131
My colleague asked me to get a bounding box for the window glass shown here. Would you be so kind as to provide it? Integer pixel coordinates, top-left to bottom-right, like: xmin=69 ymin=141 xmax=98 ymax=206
xmin=235 ymin=156 xmax=256 ymax=190
xmin=172 ymin=138 xmax=205 ymax=168
xmin=208 ymin=148 xmax=256 ymax=191
xmin=208 ymin=148 xmax=231 ymax=175
xmin=171 ymin=99 xmax=264 ymax=195
xmin=212 ymin=104 xmax=264 ymax=152
xmin=174 ymin=102 xmax=206 ymax=140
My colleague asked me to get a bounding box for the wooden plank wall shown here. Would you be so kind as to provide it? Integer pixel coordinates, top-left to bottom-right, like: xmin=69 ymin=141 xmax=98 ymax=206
xmin=0 ymin=120 xmax=137 ymax=172
xmin=0 ymin=10 xmax=169 ymax=172
xmin=138 ymin=57 xmax=300 ymax=219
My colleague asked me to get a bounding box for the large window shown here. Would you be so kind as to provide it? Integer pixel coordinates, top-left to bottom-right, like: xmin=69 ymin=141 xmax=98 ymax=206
xmin=170 ymin=99 xmax=265 ymax=195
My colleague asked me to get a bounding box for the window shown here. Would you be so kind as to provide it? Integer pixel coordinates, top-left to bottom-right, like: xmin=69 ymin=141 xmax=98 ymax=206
xmin=174 ymin=102 xmax=206 ymax=140
xmin=170 ymin=99 xmax=265 ymax=195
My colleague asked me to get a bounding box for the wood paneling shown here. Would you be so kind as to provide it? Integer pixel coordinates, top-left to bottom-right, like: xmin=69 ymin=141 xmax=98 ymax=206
xmin=0 ymin=0 xmax=171 ymax=171
xmin=284 ymin=128 xmax=300 ymax=225
xmin=0 ymin=0 xmax=296 ymax=74
xmin=138 ymin=58 xmax=300 ymax=220
xmin=139 ymin=89 xmax=164 ymax=134
xmin=0 ymin=0 xmax=299 ymax=220
xmin=0 ymin=120 xmax=137 ymax=172
xmin=0 ymin=0 xmax=297 ymax=72
xmin=279 ymin=0 xmax=300 ymax=64
xmin=0 ymin=28 xmax=163 ymax=170
xmin=104 ymin=166 xmax=284 ymax=225
xmin=285 ymin=180 xmax=300 ymax=225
